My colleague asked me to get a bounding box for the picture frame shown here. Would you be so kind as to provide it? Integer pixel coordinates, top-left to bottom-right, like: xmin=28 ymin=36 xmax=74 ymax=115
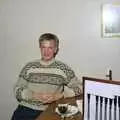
xmin=101 ymin=3 xmax=120 ymax=37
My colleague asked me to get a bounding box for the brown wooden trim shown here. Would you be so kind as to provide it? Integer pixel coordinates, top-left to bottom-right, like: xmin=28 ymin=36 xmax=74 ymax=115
xmin=83 ymin=76 xmax=120 ymax=85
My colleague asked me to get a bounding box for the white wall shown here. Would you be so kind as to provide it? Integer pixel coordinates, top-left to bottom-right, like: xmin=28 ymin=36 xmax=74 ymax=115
xmin=0 ymin=0 xmax=120 ymax=119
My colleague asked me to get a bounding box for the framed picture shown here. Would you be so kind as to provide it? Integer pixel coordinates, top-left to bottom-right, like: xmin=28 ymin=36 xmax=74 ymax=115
xmin=101 ymin=3 xmax=120 ymax=37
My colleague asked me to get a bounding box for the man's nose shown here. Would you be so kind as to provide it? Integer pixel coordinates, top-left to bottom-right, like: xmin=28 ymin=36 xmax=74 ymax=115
xmin=44 ymin=48 xmax=49 ymax=54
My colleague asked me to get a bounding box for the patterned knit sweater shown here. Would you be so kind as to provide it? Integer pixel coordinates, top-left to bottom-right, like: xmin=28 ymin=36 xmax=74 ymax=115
xmin=14 ymin=59 xmax=81 ymax=110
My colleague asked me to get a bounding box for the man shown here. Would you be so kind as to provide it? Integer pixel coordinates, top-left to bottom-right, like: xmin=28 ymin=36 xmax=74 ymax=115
xmin=11 ymin=33 xmax=82 ymax=120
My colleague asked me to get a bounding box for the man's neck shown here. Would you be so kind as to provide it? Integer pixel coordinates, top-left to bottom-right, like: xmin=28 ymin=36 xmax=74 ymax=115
xmin=40 ymin=58 xmax=55 ymax=66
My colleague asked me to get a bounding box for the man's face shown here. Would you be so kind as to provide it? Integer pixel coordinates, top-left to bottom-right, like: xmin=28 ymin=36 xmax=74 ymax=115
xmin=40 ymin=40 xmax=57 ymax=61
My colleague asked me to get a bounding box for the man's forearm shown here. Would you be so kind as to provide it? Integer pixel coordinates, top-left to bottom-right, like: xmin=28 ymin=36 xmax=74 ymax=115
xmin=32 ymin=92 xmax=63 ymax=103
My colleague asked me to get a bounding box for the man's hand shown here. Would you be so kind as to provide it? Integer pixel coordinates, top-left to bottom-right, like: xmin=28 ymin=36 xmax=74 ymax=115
xmin=43 ymin=93 xmax=63 ymax=104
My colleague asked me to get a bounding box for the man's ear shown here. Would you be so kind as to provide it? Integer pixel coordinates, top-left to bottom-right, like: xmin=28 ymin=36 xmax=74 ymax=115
xmin=54 ymin=47 xmax=59 ymax=56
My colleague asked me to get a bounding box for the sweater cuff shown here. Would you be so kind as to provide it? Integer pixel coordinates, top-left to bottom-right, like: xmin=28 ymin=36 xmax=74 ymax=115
xmin=21 ymin=89 xmax=33 ymax=100
xmin=63 ymin=86 xmax=75 ymax=98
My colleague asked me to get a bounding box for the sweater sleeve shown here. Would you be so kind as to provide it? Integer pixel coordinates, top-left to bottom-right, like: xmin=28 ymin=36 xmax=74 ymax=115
xmin=14 ymin=63 xmax=34 ymax=102
xmin=14 ymin=77 xmax=33 ymax=102
xmin=66 ymin=76 xmax=82 ymax=95
xmin=64 ymin=66 xmax=82 ymax=96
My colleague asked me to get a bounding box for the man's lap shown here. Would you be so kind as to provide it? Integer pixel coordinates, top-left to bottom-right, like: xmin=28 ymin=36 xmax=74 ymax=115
xmin=11 ymin=105 xmax=43 ymax=120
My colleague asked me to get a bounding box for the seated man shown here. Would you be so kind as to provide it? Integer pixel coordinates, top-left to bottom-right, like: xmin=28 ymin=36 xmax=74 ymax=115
xmin=11 ymin=33 xmax=82 ymax=120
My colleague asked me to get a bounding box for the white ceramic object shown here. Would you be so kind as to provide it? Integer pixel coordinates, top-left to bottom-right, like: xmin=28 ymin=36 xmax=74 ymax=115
xmin=55 ymin=105 xmax=79 ymax=117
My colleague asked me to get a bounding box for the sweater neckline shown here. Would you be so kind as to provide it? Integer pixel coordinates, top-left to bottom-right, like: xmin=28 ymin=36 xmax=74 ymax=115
xmin=40 ymin=58 xmax=55 ymax=66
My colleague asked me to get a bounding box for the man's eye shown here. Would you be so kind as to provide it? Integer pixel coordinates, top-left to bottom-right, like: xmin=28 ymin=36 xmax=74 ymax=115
xmin=42 ymin=47 xmax=46 ymax=49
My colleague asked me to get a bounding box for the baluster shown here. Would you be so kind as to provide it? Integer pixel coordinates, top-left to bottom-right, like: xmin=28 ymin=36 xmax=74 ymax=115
xmin=100 ymin=96 xmax=103 ymax=120
xmin=104 ymin=98 xmax=108 ymax=120
xmin=109 ymin=99 xmax=112 ymax=120
xmin=118 ymin=96 xmax=120 ymax=120
xmin=87 ymin=94 xmax=90 ymax=120
xmin=114 ymin=96 xmax=117 ymax=120
xmin=95 ymin=96 xmax=99 ymax=120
